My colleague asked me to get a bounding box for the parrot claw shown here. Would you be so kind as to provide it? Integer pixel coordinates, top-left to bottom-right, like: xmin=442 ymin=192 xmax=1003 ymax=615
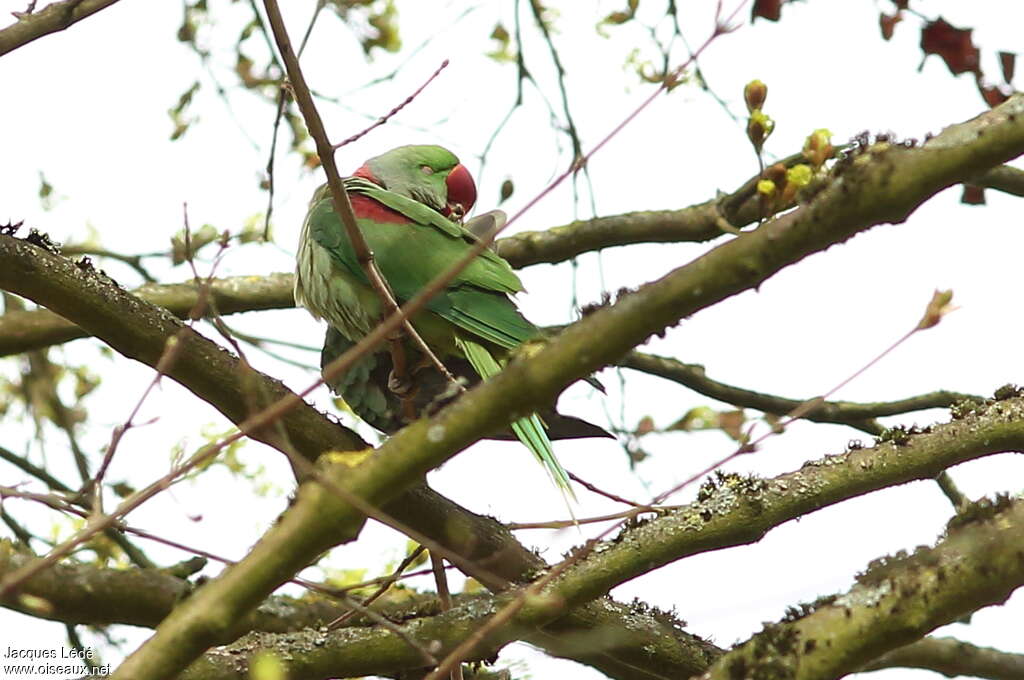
xmin=387 ymin=370 xmax=416 ymax=398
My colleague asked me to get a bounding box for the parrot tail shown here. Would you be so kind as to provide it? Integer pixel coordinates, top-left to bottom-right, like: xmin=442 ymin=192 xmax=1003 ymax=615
xmin=455 ymin=337 xmax=577 ymax=502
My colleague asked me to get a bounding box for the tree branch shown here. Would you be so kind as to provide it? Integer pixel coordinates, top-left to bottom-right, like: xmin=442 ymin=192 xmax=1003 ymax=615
xmin=0 ymin=0 xmax=122 ymax=57
xmin=7 ymin=390 xmax=1024 ymax=678
xmin=0 ymin=272 xmax=296 ymax=356
xmin=63 ymin=388 xmax=1024 ymax=679
xmin=860 ymin=636 xmax=1024 ymax=680
xmin=972 ymin=163 xmax=1024 ymax=197
xmin=697 ymin=495 xmax=1024 ymax=680
xmin=3 ymin=159 xmax=1022 ymax=358
xmin=0 ymin=234 xmax=706 ymax=680
xmin=620 ymin=351 xmax=978 ymax=434
xmin=5 ymin=93 xmax=1024 ymax=679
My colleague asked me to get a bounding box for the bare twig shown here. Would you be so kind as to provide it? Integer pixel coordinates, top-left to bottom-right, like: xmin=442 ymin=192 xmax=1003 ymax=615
xmin=430 ymin=550 xmax=464 ymax=680
xmin=332 ymin=59 xmax=449 ymax=150
xmin=337 ymin=591 xmax=439 ymax=666
xmin=565 ymin=470 xmax=647 ymax=508
xmin=507 ymin=507 xmax=661 ymax=530
xmin=328 ymin=544 xmax=426 ymax=629
xmin=649 ymin=306 xmax=936 ymax=508
xmin=88 ymin=207 xmax=231 ymax=508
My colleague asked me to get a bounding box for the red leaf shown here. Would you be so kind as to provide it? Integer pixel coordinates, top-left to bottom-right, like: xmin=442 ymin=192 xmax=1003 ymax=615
xmin=880 ymin=12 xmax=902 ymax=41
xmin=976 ymin=80 xmax=1009 ymax=108
xmin=960 ymin=184 xmax=986 ymax=205
xmin=920 ymin=18 xmax=980 ymax=76
xmin=752 ymin=0 xmax=783 ymax=22
xmin=999 ymin=51 xmax=1016 ymax=83
xmin=893 ymin=0 xmax=909 ymax=9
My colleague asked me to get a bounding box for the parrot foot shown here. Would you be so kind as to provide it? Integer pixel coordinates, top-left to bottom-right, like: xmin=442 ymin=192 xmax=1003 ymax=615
xmin=387 ymin=370 xmax=417 ymax=398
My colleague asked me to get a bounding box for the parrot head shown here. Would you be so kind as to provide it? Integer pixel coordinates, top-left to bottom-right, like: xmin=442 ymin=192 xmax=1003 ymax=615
xmin=354 ymin=145 xmax=477 ymax=220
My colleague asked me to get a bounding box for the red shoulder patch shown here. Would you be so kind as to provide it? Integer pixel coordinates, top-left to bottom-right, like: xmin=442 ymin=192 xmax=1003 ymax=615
xmin=350 ymin=193 xmax=409 ymax=224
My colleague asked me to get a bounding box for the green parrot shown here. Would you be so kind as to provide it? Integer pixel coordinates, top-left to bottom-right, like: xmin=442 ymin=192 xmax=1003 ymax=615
xmin=294 ymin=144 xmax=608 ymax=497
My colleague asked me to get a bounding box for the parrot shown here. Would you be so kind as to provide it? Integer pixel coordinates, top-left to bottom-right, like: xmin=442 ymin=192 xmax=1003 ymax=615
xmin=294 ymin=144 xmax=609 ymax=497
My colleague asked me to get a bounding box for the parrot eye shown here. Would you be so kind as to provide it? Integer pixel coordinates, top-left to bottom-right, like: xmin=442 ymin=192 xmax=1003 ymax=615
xmin=420 ymin=165 xmax=434 ymax=175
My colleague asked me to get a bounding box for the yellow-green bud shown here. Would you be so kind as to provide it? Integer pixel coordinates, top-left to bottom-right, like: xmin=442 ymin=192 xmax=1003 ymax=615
xmin=786 ymin=164 xmax=813 ymax=188
xmin=747 ymin=109 xmax=774 ymax=152
xmin=803 ymin=128 xmax=833 ymax=167
xmin=744 ymin=79 xmax=768 ymax=113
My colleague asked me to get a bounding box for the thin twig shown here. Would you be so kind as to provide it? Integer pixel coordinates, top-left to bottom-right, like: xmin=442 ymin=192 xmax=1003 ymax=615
xmin=338 ymin=591 xmax=438 ymax=666
xmin=430 ymin=551 xmax=463 ymax=680
xmin=566 ymin=470 xmax=647 ymax=508
xmin=507 ymin=507 xmax=663 ymax=530
xmin=88 ymin=207 xmax=230 ymax=508
xmin=328 ymin=545 xmax=426 ymax=629
xmin=651 ymin=322 xmax=922 ymax=507
xmin=332 ymin=59 xmax=449 ymax=150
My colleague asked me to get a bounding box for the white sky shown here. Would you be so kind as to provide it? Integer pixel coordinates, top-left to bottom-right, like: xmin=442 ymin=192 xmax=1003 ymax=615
xmin=2 ymin=1 xmax=1023 ymax=678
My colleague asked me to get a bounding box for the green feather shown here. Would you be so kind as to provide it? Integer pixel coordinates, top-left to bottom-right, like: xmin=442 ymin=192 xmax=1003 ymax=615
xmin=299 ymin=156 xmax=581 ymax=504
xmin=455 ymin=336 xmax=575 ymax=498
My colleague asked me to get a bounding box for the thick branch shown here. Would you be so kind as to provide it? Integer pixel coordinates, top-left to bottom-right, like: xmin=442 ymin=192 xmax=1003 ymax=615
xmin=170 ymin=395 xmax=1024 ymax=678
xmin=8 ymin=392 xmax=1024 ymax=678
xmin=698 ymin=495 xmax=1024 ymax=680
xmin=0 ymin=236 xmax=700 ymax=679
xmin=861 ymin=636 xmax=1024 ymax=680
xmin=529 ymin=396 xmax=1024 ymax=616
xmin=494 ymin=160 xmax=1024 ymax=268
xmin=60 ymin=93 xmax=1024 ymax=678
xmin=0 ymin=273 xmax=295 ymax=356
xmin=621 ymin=351 xmax=977 ymax=433
xmin=0 ymin=0 xmax=122 ymax=56
xmin=4 ymin=160 xmax=1023 ymax=357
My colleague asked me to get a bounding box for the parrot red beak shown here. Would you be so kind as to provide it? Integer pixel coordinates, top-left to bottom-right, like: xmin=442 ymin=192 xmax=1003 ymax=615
xmin=444 ymin=163 xmax=477 ymax=221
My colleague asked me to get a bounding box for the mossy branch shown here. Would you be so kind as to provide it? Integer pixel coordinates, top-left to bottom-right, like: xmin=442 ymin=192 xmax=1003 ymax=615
xmin=861 ymin=636 xmax=1024 ymax=679
xmin=4 ymin=161 xmax=1023 ymax=357
xmin=699 ymin=495 xmax=1024 ymax=680
xmin=621 ymin=351 xmax=978 ymax=434
xmin=0 ymin=0 xmax=122 ymax=56
xmin=4 ymin=94 xmax=1024 ymax=679
xmin=0 ymin=235 xmax=703 ymax=679
xmin=12 ymin=92 xmax=1024 ymax=679
xmin=0 ymin=272 xmax=296 ymax=356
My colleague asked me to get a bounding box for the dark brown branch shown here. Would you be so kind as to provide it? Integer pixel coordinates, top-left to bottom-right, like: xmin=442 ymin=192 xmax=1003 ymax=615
xmin=620 ymin=351 xmax=977 ymax=434
xmin=0 ymin=0 xmax=122 ymax=56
